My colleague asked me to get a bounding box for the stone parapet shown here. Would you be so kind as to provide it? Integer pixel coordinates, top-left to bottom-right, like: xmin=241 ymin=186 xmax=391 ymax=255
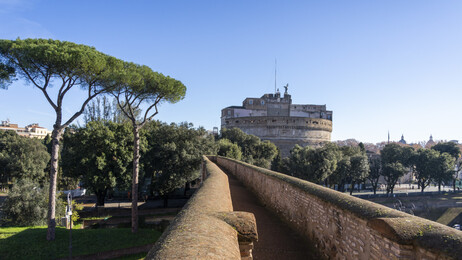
xmin=215 ymin=156 xmax=462 ymax=260
xmin=146 ymin=156 xmax=258 ymax=259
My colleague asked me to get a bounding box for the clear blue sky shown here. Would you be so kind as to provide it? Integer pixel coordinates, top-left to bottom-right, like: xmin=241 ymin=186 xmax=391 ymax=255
xmin=1 ymin=0 xmax=461 ymax=144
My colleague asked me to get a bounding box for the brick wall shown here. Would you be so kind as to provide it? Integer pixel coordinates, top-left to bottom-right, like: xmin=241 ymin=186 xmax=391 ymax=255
xmin=146 ymin=156 xmax=257 ymax=260
xmin=215 ymin=156 xmax=462 ymax=260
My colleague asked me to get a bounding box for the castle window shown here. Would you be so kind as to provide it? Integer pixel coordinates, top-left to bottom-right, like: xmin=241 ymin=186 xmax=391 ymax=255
xmin=226 ymin=121 xmax=229 ymax=124
xmin=227 ymin=110 xmax=231 ymax=115
xmin=261 ymin=100 xmax=265 ymax=105
xmin=249 ymin=99 xmax=253 ymax=105
xmin=235 ymin=120 xmax=239 ymax=123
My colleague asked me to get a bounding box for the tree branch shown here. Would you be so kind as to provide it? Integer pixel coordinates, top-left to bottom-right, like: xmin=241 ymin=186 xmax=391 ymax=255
xmin=140 ymin=96 xmax=162 ymax=127
xmin=57 ymin=77 xmax=72 ymax=108
xmin=61 ymin=85 xmax=100 ymax=128
xmin=125 ymin=92 xmax=137 ymax=121
xmin=28 ymin=59 xmax=48 ymax=80
xmin=11 ymin=59 xmax=59 ymax=111
xmin=14 ymin=61 xmax=43 ymax=89
xmin=113 ymin=92 xmax=132 ymax=121
xmin=133 ymin=95 xmax=146 ymax=109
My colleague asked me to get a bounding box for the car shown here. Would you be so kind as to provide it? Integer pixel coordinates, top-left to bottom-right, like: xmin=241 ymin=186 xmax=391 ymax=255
xmin=60 ymin=188 xmax=86 ymax=198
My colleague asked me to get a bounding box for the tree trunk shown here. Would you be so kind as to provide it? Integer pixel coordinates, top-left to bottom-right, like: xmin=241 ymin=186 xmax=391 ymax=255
xmin=46 ymin=127 xmax=62 ymax=241
xmin=349 ymin=182 xmax=354 ymax=195
xmin=163 ymin=195 xmax=169 ymax=208
xmin=184 ymin=182 xmax=190 ymax=197
xmin=438 ymin=182 xmax=441 ymax=193
xmin=131 ymin=126 xmax=140 ymax=233
xmin=96 ymin=190 xmax=107 ymax=206
xmin=372 ymin=180 xmax=378 ymax=195
xmin=421 ymin=181 xmax=425 ymax=193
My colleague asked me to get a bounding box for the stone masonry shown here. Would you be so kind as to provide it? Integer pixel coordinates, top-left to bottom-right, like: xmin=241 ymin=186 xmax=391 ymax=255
xmin=215 ymin=156 xmax=462 ymax=260
xmin=221 ymin=89 xmax=332 ymax=157
xmin=146 ymin=156 xmax=258 ymax=259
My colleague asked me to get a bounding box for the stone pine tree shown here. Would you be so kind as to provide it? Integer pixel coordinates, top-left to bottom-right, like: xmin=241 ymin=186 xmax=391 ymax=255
xmin=111 ymin=63 xmax=186 ymax=233
xmin=0 ymin=39 xmax=123 ymax=240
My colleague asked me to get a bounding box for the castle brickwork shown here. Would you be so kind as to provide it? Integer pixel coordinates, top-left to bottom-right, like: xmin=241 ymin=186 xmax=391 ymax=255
xmin=221 ymin=89 xmax=333 ymax=156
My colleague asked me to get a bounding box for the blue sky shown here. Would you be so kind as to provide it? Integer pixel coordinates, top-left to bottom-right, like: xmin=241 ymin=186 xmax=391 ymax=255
xmin=1 ymin=0 xmax=461 ymax=143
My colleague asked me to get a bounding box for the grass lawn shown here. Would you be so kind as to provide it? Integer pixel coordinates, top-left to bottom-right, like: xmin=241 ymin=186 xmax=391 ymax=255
xmin=368 ymin=192 xmax=462 ymax=205
xmin=0 ymin=226 xmax=161 ymax=260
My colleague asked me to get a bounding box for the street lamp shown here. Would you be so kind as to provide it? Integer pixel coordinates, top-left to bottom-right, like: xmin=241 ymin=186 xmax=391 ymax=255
xmin=66 ymin=193 xmax=73 ymax=259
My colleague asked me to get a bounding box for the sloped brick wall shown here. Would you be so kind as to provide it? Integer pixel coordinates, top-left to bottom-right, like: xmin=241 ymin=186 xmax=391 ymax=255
xmin=147 ymin=156 xmax=257 ymax=260
xmin=215 ymin=156 xmax=462 ymax=260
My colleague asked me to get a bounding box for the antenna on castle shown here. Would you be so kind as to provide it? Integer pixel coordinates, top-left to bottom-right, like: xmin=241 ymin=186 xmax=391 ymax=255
xmin=274 ymin=59 xmax=277 ymax=94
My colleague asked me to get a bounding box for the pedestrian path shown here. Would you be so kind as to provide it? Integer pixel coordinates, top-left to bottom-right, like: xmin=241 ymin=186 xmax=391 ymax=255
xmin=226 ymin=172 xmax=319 ymax=260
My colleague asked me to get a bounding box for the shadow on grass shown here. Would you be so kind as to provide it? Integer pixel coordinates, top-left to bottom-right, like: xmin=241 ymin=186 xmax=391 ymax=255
xmin=0 ymin=226 xmax=161 ymax=260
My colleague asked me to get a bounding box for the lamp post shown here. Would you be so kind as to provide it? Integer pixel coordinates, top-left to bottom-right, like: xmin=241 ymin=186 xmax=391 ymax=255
xmin=67 ymin=193 xmax=73 ymax=259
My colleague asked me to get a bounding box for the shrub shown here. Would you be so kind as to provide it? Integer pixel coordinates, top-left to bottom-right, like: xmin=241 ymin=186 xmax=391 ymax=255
xmin=3 ymin=179 xmax=65 ymax=226
xmin=217 ymin=139 xmax=242 ymax=160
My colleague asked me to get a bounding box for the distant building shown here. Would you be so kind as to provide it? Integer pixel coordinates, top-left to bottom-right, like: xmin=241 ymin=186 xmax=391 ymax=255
xmin=425 ymin=134 xmax=436 ymax=148
xmin=398 ymin=134 xmax=406 ymax=145
xmin=0 ymin=120 xmax=51 ymax=139
xmin=221 ymin=87 xmax=333 ymax=157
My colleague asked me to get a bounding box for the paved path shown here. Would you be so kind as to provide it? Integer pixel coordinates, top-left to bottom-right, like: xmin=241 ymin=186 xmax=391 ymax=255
xmin=226 ymin=173 xmax=319 ymax=260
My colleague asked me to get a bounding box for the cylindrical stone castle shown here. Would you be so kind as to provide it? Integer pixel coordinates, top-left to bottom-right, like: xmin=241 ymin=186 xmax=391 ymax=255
xmin=221 ymin=88 xmax=333 ymax=157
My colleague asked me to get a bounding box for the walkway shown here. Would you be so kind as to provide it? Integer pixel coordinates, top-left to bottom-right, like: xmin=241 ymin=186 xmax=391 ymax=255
xmin=226 ymin=172 xmax=319 ymax=260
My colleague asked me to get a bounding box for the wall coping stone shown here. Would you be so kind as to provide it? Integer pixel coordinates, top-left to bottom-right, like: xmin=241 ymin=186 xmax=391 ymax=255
xmin=146 ymin=156 xmax=258 ymax=259
xmin=217 ymin=211 xmax=258 ymax=242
